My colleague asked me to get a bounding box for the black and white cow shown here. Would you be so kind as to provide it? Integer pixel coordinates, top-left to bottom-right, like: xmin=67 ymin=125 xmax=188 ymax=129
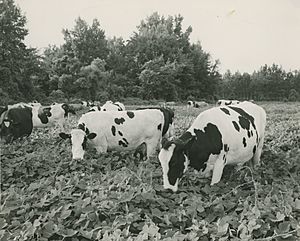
xmin=187 ymin=101 xmax=209 ymax=108
xmin=0 ymin=103 xmax=75 ymax=143
xmin=59 ymin=108 xmax=173 ymax=160
xmin=31 ymin=103 xmax=75 ymax=130
xmin=216 ymin=99 xmax=240 ymax=106
xmin=100 ymin=101 xmax=125 ymax=111
xmin=158 ymin=101 xmax=266 ymax=192
xmin=136 ymin=107 xmax=175 ymax=139
xmin=0 ymin=105 xmax=33 ymax=143
xmin=88 ymin=105 xmax=101 ymax=112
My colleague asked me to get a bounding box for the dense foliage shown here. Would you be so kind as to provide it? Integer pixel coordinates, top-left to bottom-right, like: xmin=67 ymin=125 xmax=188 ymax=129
xmin=1 ymin=103 xmax=299 ymax=240
xmin=218 ymin=66 xmax=300 ymax=101
xmin=1 ymin=0 xmax=299 ymax=105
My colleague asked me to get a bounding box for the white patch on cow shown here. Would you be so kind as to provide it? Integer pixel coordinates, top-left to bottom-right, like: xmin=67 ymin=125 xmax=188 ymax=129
xmin=158 ymin=144 xmax=179 ymax=192
xmin=31 ymin=103 xmax=67 ymax=130
xmin=70 ymin=129 xmax=86 ymax=160
xmin=4 ymin=120 xmax=10 ymax=127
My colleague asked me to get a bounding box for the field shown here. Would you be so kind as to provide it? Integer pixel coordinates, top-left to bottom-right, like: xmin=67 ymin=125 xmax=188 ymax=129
xmin=1 ymin=102 xmax=300 ymax=241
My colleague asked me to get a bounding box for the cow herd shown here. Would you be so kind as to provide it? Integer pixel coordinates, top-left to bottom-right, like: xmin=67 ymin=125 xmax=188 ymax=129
xmin=0 ymin=99 xmax=267 ymax=192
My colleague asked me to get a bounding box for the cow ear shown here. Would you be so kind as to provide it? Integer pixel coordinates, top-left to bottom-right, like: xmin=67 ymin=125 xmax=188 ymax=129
xmin=59 ymin=132 xmax=71 ymax=139
xmin=87 ymin=132 xmax=97 ymax=139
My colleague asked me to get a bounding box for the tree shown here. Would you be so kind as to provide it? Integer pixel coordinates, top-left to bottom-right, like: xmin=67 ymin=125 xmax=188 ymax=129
xmin=0 ymin=0 xmax=40 ymax=103
xmin=62 ymin=18 xmax=108 ymax=65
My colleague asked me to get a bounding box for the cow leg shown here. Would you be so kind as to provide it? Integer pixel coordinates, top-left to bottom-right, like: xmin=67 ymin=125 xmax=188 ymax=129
xmin=253 ymin=135 xmax=265 ymax=166
xmin=211 ymin=156 xmax=226 ymax=185
xmin=145 ymin=139 xmax=159 ymax=159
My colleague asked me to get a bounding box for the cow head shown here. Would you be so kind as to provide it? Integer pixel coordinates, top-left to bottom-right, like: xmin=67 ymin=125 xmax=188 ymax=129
xmin=0 ymin=119 xmax=14 ymax=143
xmin=59 ymin=124 xmax=97 ymax=160
xmin=158 ymin=134 xmax=194 ymax=192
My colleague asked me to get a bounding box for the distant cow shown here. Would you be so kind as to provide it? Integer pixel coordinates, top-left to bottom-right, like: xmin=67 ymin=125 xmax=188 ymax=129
xmin=0 ymin=105 xmax=33 ymax=143
xmin=100 ymin=101 xmax=125 ymax=111
xmin=216 ymin=99 xmax=240 ymax=106
xmin=187 ymin=101 xmax=209 ymax=108
xmin=158 ymin=101 xmax=266 ymax=192
xmin=59 ymin=108 xmax=172 ymax=160
xmin=88 ymin=105 xmax=101 ymax=112
xmin=31 ymin=103 xmax=75 ymax=130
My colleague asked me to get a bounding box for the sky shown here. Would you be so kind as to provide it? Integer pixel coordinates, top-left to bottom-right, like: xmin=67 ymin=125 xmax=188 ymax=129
xmin=15 ymin=0 xmax=300 ymax=74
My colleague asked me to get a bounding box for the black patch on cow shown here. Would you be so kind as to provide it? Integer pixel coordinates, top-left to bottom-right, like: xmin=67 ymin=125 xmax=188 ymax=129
xmin=38 ymin=107 xmax=51 ymax=124
xmin=78 ymin=123 xmax=85 ymax=131
xmin=223 ymin=154 xmax=227 ymax=164
xmin=225 ymin=101 xmax=232 ymax=105
xmin=157 ymin=123 xmax=162 ymax=130
xmin=243 ymin=137 xmax=247 ymax=147
xmin=111 ymin=126 xmax=116 ymax=136
xmin=188 ymin=124 xmax=223 ymax=172
xmin=82 ymin=137 xmax=87 ymax=150
xmin=118 ymin=131 xmax=123 ymax=136
xmin=0 ymin=107 xmax=33 ymax=143
xmin=232 ymin=121 xmax=240 ymax=131
xmin=122 ymin=138 xmax=129 ymax=145
xmin=103 ymin=109 xmax=106 ymax=111
xmin=251 ymin=130 xmax=253 ymax=137
xmin=228 ymin=106 xmax=256 ymax=131
xmin=165 ymin=132 xmax=194 ymax=186
xmin=220 ymin=108 xmax=230 ymax=115
xmin=253 ymin=145 xmax=257 ymax=154
xmin=127 ymin=111 xmax=134 ymax=118
xmin=224 ymin=144 xmax=229 ymax=152
xmin=247 ymin=130 xmax=251 ymax=138
xmin=159 ymin=108 xmax=174 ymax=136
xmin=118 ymin=139 xmax=128 ymax=147
xmin=114 ymin=117 xmax=125 ymax=125
xmin=114 ymin=103 xmax=123 ymax=111
xmin=78 ymin=123 xmax=90 ymax=134
xmin=88 ymin=109 xmax=95 ymax=112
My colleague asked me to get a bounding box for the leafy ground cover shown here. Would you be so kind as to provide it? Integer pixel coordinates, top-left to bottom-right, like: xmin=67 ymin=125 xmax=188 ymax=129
xmin=0 ymin=102 xmax=299 ymax=240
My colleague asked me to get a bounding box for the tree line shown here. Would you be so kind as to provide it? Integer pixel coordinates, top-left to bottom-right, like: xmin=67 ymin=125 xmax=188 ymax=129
xmin=1 ymin=0 xmax=299 ymax=105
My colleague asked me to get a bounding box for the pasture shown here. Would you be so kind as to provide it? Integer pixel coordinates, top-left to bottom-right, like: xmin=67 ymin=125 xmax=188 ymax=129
xmin=1 ymin=102 xmax=299 ymax=240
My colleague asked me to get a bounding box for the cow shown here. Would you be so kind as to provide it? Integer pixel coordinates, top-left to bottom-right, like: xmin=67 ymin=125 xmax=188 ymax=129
xmin=187 ymin=101 xmax=209 ymax=108
xmin=31 ymin=103 xmax=75 ymax=130
xmin=158 ymin=101 xmax=266 ymax=192
xmin=27 ymin=100 xmax=41 ymax=108
xmin=0 ymin=105 xmax=33 ymax=143
xmin=136 ymin=107 xmax=175 ymax=139
xmin=100 ymin=101 xmax=125 ymax=111
xmin=216 ymin=99 xmax=240 ymax=106
xmin=59 ymin=108 xmax=173 ymax=160
xmin=88 ymin=105 xmax=101 ymax=112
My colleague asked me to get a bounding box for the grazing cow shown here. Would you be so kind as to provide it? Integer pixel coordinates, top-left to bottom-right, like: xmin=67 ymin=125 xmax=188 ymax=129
xmin=27 ymin=100 xmax=42 ymax=108
xmin=216 ymin=99 xmax=240 ymax=106
xmin=31 ymin=103 xmax=75 ymax=130
xmin=158 ymin=101 xmax=266 ymax=192
xmin=187 ymin=101 xmax=209 ymax=108
xmin=88 ymin=105 xmax=101 ymax=112
xmin=59 ymin=109 xmax=171 ymax=160
xmin=80 ymin=101 xmax=94 ymax=107
xmin=0 ymin=105 xmax=33 ymax=143
xmin=101 ymin=101 xmax=125 ymax=111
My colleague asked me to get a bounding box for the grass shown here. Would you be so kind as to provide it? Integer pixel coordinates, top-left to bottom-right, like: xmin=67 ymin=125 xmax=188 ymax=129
xmin=0 ymin=102 xmax=299 ymax=240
